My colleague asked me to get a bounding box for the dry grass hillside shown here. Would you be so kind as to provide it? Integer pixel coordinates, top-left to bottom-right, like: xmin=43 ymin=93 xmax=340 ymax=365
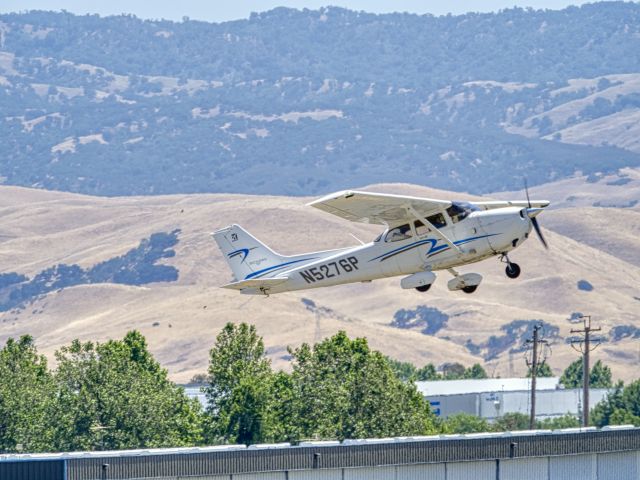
xmin=1 ymin=183 xmax=639 ymax=383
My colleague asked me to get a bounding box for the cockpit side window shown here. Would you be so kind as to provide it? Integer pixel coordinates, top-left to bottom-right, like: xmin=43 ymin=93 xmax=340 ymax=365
xmin=385 ymin=224 xmax=412 ymax=242
xmin=426 ymin=213 xmax=447 ymax=229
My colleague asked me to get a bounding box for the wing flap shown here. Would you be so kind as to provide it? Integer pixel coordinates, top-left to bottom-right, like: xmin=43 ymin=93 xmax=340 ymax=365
xmin=471 ymin=200 xmax=550 ymax=210
xmin=308 ymin=190 xmax=451 ymax=225
xmin=221 ymin=277 xmax=288 ymax=291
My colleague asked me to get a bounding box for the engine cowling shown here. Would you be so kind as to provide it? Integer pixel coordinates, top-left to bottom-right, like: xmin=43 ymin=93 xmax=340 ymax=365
xmin=400 ymin=271 xmax=437 ymax=290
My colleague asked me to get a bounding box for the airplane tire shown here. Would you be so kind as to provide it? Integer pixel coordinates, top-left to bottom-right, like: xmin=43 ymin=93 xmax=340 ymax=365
xmin=505 ymin=263 xmax=521 ymax=279
xmin=462 ymin=285 xmax=478 ymax=294
xmin=415 ymin=284 xmax=432 ymax=292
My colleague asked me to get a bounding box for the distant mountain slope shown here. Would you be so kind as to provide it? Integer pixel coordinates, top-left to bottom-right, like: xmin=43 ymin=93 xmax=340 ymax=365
xmin=1 ymin=5 xmax=640 ymax=196
xmin=3 ymin=5 xmax=640 ymax=85
xmin=1 ymin=184 xmax=638 ymax=384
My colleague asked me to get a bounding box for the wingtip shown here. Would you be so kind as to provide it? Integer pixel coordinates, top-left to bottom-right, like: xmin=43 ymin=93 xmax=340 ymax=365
xmin=306 ymin=189 xmax=353 ymax=207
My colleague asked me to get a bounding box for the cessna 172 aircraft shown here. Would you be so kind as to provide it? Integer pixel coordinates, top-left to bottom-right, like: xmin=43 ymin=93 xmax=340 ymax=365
xmin=214 ymin=188 xmax=549 ymax=296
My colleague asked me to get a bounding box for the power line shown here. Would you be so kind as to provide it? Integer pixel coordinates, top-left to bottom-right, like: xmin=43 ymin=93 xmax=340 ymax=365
xmin=569 ymin=314 xmax=602 ymax=427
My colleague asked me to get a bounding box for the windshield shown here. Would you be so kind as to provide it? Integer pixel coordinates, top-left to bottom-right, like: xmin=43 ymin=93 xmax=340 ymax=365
xmin=447 ymin=202 xmax=478 ymax=223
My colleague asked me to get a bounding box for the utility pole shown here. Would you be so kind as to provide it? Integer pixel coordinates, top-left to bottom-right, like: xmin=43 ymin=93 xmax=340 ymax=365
xmin=525 ymin=323 xmax=549 ymax=429
xmin=569 ymin=315 xmax=602 ymax=427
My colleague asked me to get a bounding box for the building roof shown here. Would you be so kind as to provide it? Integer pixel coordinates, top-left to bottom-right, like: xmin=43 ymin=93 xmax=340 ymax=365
xmin=415 ymin=377 xmax=560 ymax=396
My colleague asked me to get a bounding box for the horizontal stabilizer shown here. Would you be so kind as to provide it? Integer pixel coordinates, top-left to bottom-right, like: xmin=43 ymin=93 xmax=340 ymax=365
xmin=221 ymin=277 xmax=288 ymax=292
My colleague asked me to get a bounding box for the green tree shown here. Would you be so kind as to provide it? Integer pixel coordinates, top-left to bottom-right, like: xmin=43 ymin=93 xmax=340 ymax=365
xmin=416 ymin=363 xmax=441 ymax=381
xmin=527 ymin=361 xmax=553 ymax=378
xmin=493 ymin=412 xmax=529 ymax=431
xmin=464 ymin=363 xmax=488 ymax=379
xmin=537 ymin=414 xmax=581 ymax=429
xmin=388 ymin=361 xmax=488 ymax=382
xmin=290 ymin=331 xmax=436 ymax=440
xmin=52 ymin=331 xmax=202 ymax=451
xmin=441 ymin=362 xmax=466 ymax=379
xmin=204 ymin=323 xmax=273 ymax=445
xmin=440 ymin=413 xmax=490 ymax=434
xmin=263 ymin=371 xmax=299 ymax=442
xmin=560 ymin=359 xmax=612 ymax=388
xmin=592 ymin=380 xmax=640 ymax=427
xmin=0 ymin=336 xmax=55 ymax=453
xmin=386 ymin=357 xmax=417 ymax=381
xmin=189 ymin=373 xmax=208 ymax=385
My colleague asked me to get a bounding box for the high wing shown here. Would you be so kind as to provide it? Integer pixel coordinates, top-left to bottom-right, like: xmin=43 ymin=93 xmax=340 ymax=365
xmin=307 ymin=190 xmax=451 ymax=226
xmin=470 ymin=200 xmax=550 ymax=210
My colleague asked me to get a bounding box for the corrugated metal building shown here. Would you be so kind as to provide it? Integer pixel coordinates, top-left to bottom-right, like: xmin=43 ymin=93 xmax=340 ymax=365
xmin=1 ymin=426 xmax=639 ymax=480
xmin=416 ymin=377 xmax=562 ymax=396
xmin=184 ymin=386 xmax=207 ymax=408
xmin=415 ymin=377 xmax=610 ymax=420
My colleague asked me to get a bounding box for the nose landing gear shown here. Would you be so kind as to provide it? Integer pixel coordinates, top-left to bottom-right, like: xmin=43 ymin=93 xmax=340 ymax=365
xmin=500 ymin=254 xmax=521 ymax=279
xmin=505 ymin=263 xmax=521 ymax=279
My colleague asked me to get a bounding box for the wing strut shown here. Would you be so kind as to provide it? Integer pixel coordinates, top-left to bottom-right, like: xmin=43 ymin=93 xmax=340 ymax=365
xmin=406 ymin=206 xmax=462 ymax=254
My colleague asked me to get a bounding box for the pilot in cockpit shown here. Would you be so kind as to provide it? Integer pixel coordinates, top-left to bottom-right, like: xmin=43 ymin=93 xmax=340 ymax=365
xmin=386 ymin=224 xmax=412 ymax=242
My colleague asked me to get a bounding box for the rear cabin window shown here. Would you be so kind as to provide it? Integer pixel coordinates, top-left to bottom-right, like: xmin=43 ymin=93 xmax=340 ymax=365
xmin=385 ymin=224 xmax=412 ymax=242
xmin=414 ymin=220 xmax=429 ymax=236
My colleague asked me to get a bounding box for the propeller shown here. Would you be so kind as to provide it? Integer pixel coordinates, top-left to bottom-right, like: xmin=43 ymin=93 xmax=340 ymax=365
xmin=524 ymin=179 xmax=549 ymax=250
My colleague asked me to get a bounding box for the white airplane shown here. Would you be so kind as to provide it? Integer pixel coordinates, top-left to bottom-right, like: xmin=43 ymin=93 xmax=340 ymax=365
xmin=213 ymin=188 xmax=549 ymax=296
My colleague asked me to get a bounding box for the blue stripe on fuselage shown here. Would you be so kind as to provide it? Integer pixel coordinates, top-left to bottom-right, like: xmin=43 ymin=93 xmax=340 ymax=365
xmin=244 ymin=258 xmax=317 ymax=280
xmin=368 ymin=239 xmax=437 ymax=262
xmin=370 ymin=234 xmax=497 ymax=262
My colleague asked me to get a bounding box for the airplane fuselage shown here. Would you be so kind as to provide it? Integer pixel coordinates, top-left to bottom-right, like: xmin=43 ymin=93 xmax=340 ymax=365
xmin=251 ymin=206 xmax=532 ymax=294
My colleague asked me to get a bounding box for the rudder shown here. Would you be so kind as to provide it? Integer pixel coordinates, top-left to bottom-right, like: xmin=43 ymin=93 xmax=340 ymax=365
xmin=213 ymin=225 xmax=285 ymax=281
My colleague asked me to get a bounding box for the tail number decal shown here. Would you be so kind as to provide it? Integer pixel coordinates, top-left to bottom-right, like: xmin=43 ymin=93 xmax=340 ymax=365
xmin=300 ymin=257 xmax=359 ymax=284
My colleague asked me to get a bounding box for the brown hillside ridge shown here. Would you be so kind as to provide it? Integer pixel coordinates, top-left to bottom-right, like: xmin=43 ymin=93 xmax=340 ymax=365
xmin=0 ymin=181 xmax=639 ymax=383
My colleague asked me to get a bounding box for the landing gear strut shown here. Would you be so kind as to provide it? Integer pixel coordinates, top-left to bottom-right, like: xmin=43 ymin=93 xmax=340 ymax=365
xmin=500 ymin=254 xmax=521 ymax=279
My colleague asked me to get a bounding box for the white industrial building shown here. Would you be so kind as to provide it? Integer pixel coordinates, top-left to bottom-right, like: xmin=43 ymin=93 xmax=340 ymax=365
xmin=184 ymin=386 xmax=207 ymax=408
xmin=416 ymin=377 xmax=611 ymax=420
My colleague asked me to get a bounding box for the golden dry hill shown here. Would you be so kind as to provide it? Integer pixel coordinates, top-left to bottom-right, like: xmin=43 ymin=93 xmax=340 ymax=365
xmin=1 ymin=182 xmax=639 ymax=383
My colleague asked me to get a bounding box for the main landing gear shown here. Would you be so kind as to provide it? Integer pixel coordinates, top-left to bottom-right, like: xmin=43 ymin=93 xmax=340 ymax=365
xmin=447 ymin=268 xmax=482 ymax=294
xmin=500 ymin=254 xmax=521 ymax=279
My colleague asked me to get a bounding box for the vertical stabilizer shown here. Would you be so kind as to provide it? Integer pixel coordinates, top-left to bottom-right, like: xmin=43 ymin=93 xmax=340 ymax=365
xmin=212 ymin=225 xmax=286 ymax=281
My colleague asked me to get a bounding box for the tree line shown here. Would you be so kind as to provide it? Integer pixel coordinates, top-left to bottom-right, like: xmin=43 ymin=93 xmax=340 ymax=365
xmin=388 ymin=354 xmax=614 ymax=390
xmin=1 ymin=323 xmax=638 ymax=453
